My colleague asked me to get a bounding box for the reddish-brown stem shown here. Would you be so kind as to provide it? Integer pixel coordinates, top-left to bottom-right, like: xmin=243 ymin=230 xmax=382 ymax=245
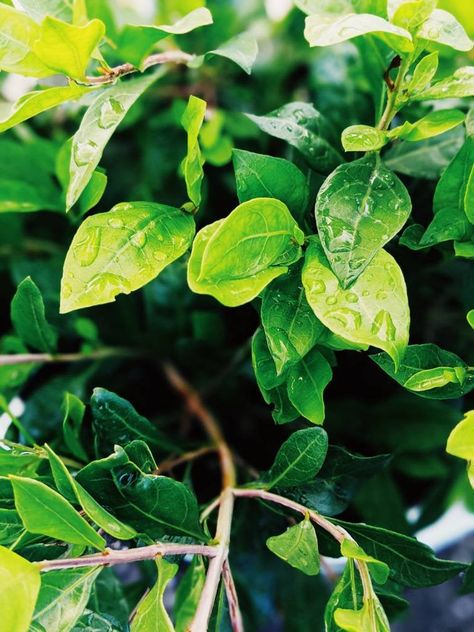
xmin=157 ymin=445 xmax=216 ymax=474
xmin=223 ymin=559 xmax=245 ymax=632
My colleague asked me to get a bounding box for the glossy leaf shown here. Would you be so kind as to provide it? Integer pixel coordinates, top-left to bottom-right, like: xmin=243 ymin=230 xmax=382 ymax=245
xmin=0 ymin=508 xmax=24 ymax=545
xmin=10 ymin=476 xmax=106 ymax=550
xmin=335 ymin=596 xmax=390 ymax=632
xmin=62 ymin=392 xmax=88 ymax=462
xmin=0 ymin=546 xmax=40 ymax=632
xmin=389 ymin=109 xmax=465 ymax=142
xmin=341 ymin=125 xmax=388 ymax=152
xmin=11 ymin=277 xmax=57 ymax=353
xmin=446 ymin=410 xmax=474 ymax=486
xmin=188 ymin=198 xmax=304 ymax=307
xmin=286 ymin=348 xmax=333 ymax=425
xmin=246 ymin=102 xmax=342 ymax=174
xmin=414 ymin=66 xmax=474 ymax=100
xmin=181 ymin=95 xmax=206 ymax=208
xmin=390 ymin=0 xmax=437 ymax=31
xmin=60 ymin=202 xmax=195 ymax=313
xmin=404 ymin=51 xmax=439 ymax=98
xmin=303 ymin=238 xmax=410 ymax=367
xmin=417 ymin=9 xmax=472 ymax=51
xmin=340 ymin=538 xmax=389 ymax=584
xmin=131 ymin=558 xmax=178 ymax=632
xmin=206 ymin=32 xmax=258 ymax=75
xmin=16 ymin=0 xmax=73 ymax=22
xmin=315 ymin=153 xmax=412 ymax=286
xmin=267 ymin=517 xmax=320 ymax=576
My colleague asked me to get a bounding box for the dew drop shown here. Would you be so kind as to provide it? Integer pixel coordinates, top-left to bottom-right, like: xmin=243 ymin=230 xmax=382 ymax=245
xmin=87 ymin=272 xmax=131 ymax=298
xmin=371 ymin=309 xmax=396 ymax=341
xmin=346 ymin=292 xmax=359 ymax=303
xmin=98 ymin=97 xmax=125 ymax=129
xmin=310 ymin=280 xmax=326 ymax=294
xmin=327 ymin=307 xmax=361 ymax=330
xmin=73 ymin=227 xmax=101 ymax=267
xmin=376 ymin=290 xmax=387 ymax=300
xmin=326 ymin=296 xmax=337 ymax=305
xmin=362 ymin=290 xmax=370 ymax=297
xmin=73 ymin=140 xmax=98 ymax=167
xmin=108 ymin=217 xmax=124 ymax=229
xmin=153 ymin=251 xmax=168 ymax=262
xmin=62 ymin=283 xmax=72 ymax=299
xmin=131 ymin=230 xmax=147 ymax=248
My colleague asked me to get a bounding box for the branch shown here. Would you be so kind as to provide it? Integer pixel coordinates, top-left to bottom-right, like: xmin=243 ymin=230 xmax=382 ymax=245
xmin=157 ymin=446 xmax=216 ymax=474
xmin=0 ymin=347 xmax=141 ymax=367
xmin=37 ymin=543 xmax=217 ymax=572
xmin=222 ymin=559 xmax=245 ymax=632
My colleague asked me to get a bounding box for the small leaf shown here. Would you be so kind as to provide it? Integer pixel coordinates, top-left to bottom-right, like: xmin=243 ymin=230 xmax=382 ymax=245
xmin=335 ymin=596 xmax=390 ymax=632
xmin=11 ymin=277 xmax=57 ymax=353
xmin=340 ymin=538 xmax=390 ymax=584
xmin=286 ymin=348 xmax=333 ymax=425
xmin=417 ymin=8 xmax=472 ymax=51
xmin=32 ymin=17 xmax=105 ymax=80
xmin=264 ymin=427 xmax=328 ymax=489
xmin=404 ymin=366 xmax=467 ymax=392
xmin=60 ymin=202 xmax=195 ymax=313
xmin=0 ymin=545 xmax=40 ymax=632
xmin=404 ymin=51 xmax=439 ymax=98
xmin=188 ymin=198 xmax=304 ymax=307
xmin=415 ymin=66 xmax=474 ymax=100
xmin=181 ymin=95 xmax=206 ymax=208
xmin=267 ymin=517 xmax=320 ymax=576
xmin=341 ymin=125 xmax=388 ymax=152
xmin=131 ymin=558 xmax=178 ymax=632
xmin=62 ymin=392 xmax=88 ymax=462
xmin=389 ymin=109 xmax=465 ymax=142
xmin=446 ymin=410 xmax=474 ymax=487
xmin=10 ymin=476 xmax=106 ymax=550
xmin=467 ymin=310 xmax=474 ymax=329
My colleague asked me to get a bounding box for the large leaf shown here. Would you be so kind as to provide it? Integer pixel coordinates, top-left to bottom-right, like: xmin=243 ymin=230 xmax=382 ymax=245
xmin=60 ymin=202 xmax=195 ymax=313
xmin=188 ymin=198 xmax=304 ymax=307
xmin=131 ymin=558 xmax=178 ymax=632
xmin=181 ymin=95 xmax=206 ymax=208
xmin=0 ymin=545 xmax=40 ymax=632
xmin=10 ymin=277 xmax=57 ymax=353
xmin=303 ymin=238 xmax=410 ymax=368
xmin=205 ymin=32 xmax=258 ymax=75
xmin=417 ymin=9 xmax=472 ymax=51
xmin=16 ymin=0 xmax=73 ymax=22
xmin=246 ymin=102 xmax=342 ymax=174
xmin=66 ymin=71 xmax=161 ymax=209
xmin=10 ymin=476 xmax=106 ymax=550
xmin=76 ymin=446 xmax=206 ymax=541
xmin=267 ymin=518 xmax=320 ymax=576
xmin=315 ymin=154 xmax=412 ymax=287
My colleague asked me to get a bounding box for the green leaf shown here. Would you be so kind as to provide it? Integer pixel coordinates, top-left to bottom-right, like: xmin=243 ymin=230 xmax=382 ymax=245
xmin=341 ymin=125 xmax=388 ymax=152
xmin=340 ymin=538 xmax=389 ymax=584
xmin=206 ymin=32 xmax=258 ymax=75
xmin=389 ymin=0 xmax=437 ymax=31
xmin=335 ymin=596 xmax=390 ymax=632
xmin=303 ymin=238 xmax=410 ymax=368
xmin=45 ymin=444 xmax=138 ymax=540
xmin=267 ymin=517 xmax=320 ymax=576
xmin=60 ymin=201 xmax=195 ymax=313
xmin=371 ymin=343 xmax=474 ymax=399
xmin=315 ymin=154 xmax=412 ymax=287
xmin=0 ymin=545 xmax=40 ymax=632
xmin=246 ymin=102 xmax=342 ymax=174
xmin=72 ymin=610 xmax=123 ymax=631
xmin=181 ymin=95 xmax=206 ymax=208
xmin=62 ymin=392 xmax=88 ymax=462
xmin=174 ymin=557 xmax=206 ymax=632
xmin=118 ymin=8 xmax=213 ymax=68
xmin=10 ymin=476 xmax=106 ymax=550
xmin=32 ymin=17 xmax=105 ymax=80
xmin=187 ymin=198 xmax=304 ymax=307
xmin=446 ymin=410 xmax=474 ymax=486
xmin=261 ymin=263 xmax=326 ymax=374
xmin=66 ymin=71 xmax=161 ymax=209
xmin=131 ymin=558 xmax=178 ymax=632
xmin=76 ymin=446 xmax=206 ymax=541
xmin=389 ymin=109 xmax=465 ymax=142
xmin=404 ymin=51 xmax=439 ymax=98
xmin=0 ymin=4 xmax=51 ymax=77
xmin=32 ymin=567 xmax=102 ymax=632
xmin=414 ymin=66 xmax=474 ymax=100
xmin=90 ymin=388 xmax=177 ymax=455
xmin=304 ymin=12 xmax=413 ymax=53
xmin=468 ymin=310 xmax=474 ymax=328
xmin=286 ymin=348 xmax=333 ymax=425
xmin=0 ymin=84 xmax=94 ymax=134
xmin=233 ymin=149 xmax=310 ymax=224
xmin=0 ymin=508 xmax=24 ymax=545
xmin=417 ymin=8 xmax=473 ymax=51
xmin=324 ymin=562 xmax=361 ymax=632
xmin=263 ymin=427 xmax=328 ymax=489
xmin=11 ymin=277 xmax=57 ymax=353
xmin=16 ymin=0 xmax=73 ymax=22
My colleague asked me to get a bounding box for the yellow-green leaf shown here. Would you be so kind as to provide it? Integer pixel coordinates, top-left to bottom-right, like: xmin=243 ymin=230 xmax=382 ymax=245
xmin=0 ymin=546 xmax=40 ymax=632
xmin=181 ymin=95 xmax=207 ymax=208
xmin=446 ymin=410 xmax=474 ymax=486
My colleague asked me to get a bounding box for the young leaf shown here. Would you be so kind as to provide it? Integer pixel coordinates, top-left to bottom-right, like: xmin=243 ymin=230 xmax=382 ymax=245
xmin=10 ymin=277 xmax=57 ymax=353
xmin=390 ymin=0 xmax=437 ymax=31
xmin=246 ymin=102 xmax=342 ymax=174
xmin=303 ymin=238 xmax=410 ymax=368
xmin=315 ymin=153 xmax=411 ymax=287
xmin=10 ymin=476 xmax=106 ymax=550
xmin=286 ymin=348 xmax=333 ymax=425
xmin=415 ymin=66 xmax=474 ymax=100
xmin=340 ymin=538 xmax=389 ymax=584
xmin=62 ymin=392 xmax=88 ymax=462
xmin=417 ymin=9 xmax=473 ymax=51
xmin=263 ymin=427 xmax=328 ymax=489
xmin=371 ymin=343 xmax=474 ymax=399
xmin=335 ymin=596 xmax=390 ymax=632
xmin=0 ymin=545 xmax=40 ymax=632
xmin=404 ymin=51 xmax=439 ymax=98
xmin=206 ymin=32 xmax=258 ymax=75
xmin=131 ymin=558 xmax=178 ymax=632
xmin=32 ymin=17 xmax=105 ymax=80
xmin=233 ymin=149 xmax=310 ymax=223
xmin=446 ymin=410 xmax=474 ymax=486
xmin=32 ymin=567 xmax=102 ymax=632
xmin=181 ymin=95 xmax=206 ymax=208
xmin=60 ymin=202 xmax=195 ymax=313
xmin=187 ymin=198 xmax=304 ymax=307
xmin=66 ymin=71 xmax=161 ymax=209
xmin=341 ymin=125 xmax=388 ymax=152
xmin=174 ymin=557 xmax=206 ymax=632
xmin=267 ymin=517 xmax=320 ymax=576
xmin=389 ymin=109 xmax=465 ymax=142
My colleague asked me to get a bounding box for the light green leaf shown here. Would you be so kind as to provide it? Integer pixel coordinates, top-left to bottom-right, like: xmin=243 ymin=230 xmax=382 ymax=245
xmin=341 ymin=125 xmax=388 ymax=152
xmin=467 ymin=310 xmax=474 ymax=328
xmin=60 ymin=201 xmax=195 ymax=313
xmin=0 ymin=509 xmax=24 ymax=545
xmin=303 ymin=238 xmax=410 ymax=368
xmin=304 ymin=13 xmax=413 ymax=53
xmin=404 ymin=51 xmax=439 ymax=98
xmin=315 ymin=154 xmax=412 ymax=287
xmin=66 ymin=71 xmax=161 ymax=209
xmin=118 ymin=7 xmax=213 ymax=67
xmin=267 ymin=517 xmax=320 ymax=576
xmin=0 ymin=4 xmax=51 ymax=77
xmin=415 ymin=67 xmax=474 ymax=100
xmin=261 ymin=264 xmax=326 ymax=374
xmin=0 ymin=546 xmax=40 ymax=632
xmin=335 ymin=595 xmax=390 ymax=632
xmin=181 ymin=95 xmax=206 ymax=208
xmin=207 ymin=32 xmax=258 ymax=75
xmin=32 ymin=567 xmax=102 ymax=632
xmin=417 ymin=9 xmax=473 ymax=51
xmin=174 ymin=557 xmax=206 ymax=632
xmin=264 ymin=427 xmax=328 ymax=489
xmin=340 ymin=538 xmax=390 ymax=584
xmin=188 ymin=198 xmax=304 ymax=307
xmin=389 ymin=0 xmax=437 ymax=31
xmin=447 ymin=410 xmax=474 ymax=486
xmin=0 ymin=84 xmax=94 ymax=134
xmin=389 ymin=109 xmax=465 ymax=142
xmin=45 ymin=444 xmax=138 ymax=541
xmin=11 ymin=277 xmax=57 ymax=353
xmin=10 ymin=476 xmax=106 ymax=550
xmin=32 ymin=16 xmax=105 ymax=80
xmin=246 ymin=102 xmax=342 ymax=174
xmin=62 ymin=392 xmax=88 ymax=462
xmin=16 ymin=0 xmax=73 ymax=22
xmin=404 ymin=367 xmax=467 ymax=392
xmin=131 ymin=558 xmax=178 ymax=632
xmin=286 ymin=348 xmax=333 ymax=425
xmin=454 ymin=239 xmax=474 ymax=257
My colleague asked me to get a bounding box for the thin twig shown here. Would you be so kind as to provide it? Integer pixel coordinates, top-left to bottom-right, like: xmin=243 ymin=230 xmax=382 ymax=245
xmin=157 ymin=445 xmax=216 ymax=474
xmin=222 ymin=559 xmax=245 ymax=632
xmin=0 ymin=347 xmax=142 ymax=367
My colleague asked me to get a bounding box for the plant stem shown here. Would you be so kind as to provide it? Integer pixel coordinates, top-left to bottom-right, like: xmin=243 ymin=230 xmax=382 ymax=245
xmin=0 ymin=347 xmax=141 ymax=367
xmin=376 ymin=55 xmax=411 ymax=131
xmin=222 ymin=559 xmax=245 ymax=632
xmin=37 ymin=543 xmax=217 ymax=572
xmin=157 ymin=445 xmax=216 ymax=474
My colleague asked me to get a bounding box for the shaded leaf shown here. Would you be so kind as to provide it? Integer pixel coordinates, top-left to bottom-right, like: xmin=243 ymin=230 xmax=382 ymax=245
xmin=11 ymin=277 xmax=57 ymax=353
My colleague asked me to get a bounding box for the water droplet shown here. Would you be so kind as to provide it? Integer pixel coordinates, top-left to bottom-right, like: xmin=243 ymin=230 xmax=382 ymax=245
xmin=326 ymin=296 xmax=337 ymax=305
xmin=325 ymin=218 xmax=357 ymax=253
xmin=131 ymin=230 xmax=147 ymax=248
xmin=376 ymin=290 xmax=387 ymax=300
xmin=87 ymin=272 xmax=131 ymax=298
xmin=62 ymin=283 xmax=72 ymax=298
xmin=73 ymin=227 xmax=101 ymax=267
xmin=346 ymin=292 xmax=359 ymax=303
xmin=154 ymin=251 xmax=168 ymax=262
xmin=310 ymin=280 xmax=326 ymax=294
xmin=384 ymin=262 xmax=394 ymax=271
xmin=98 ymin=97 xmax=125 ymax=129
xmin=327 ymin=307 xmax=361 ymax=330
xmin=371 ymin=309 xmax=396 ymax=341
xmin=108 ymin=217 xmax=124 ymax=229
xmin=73 ymin=140 xmax=98 ymax=167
